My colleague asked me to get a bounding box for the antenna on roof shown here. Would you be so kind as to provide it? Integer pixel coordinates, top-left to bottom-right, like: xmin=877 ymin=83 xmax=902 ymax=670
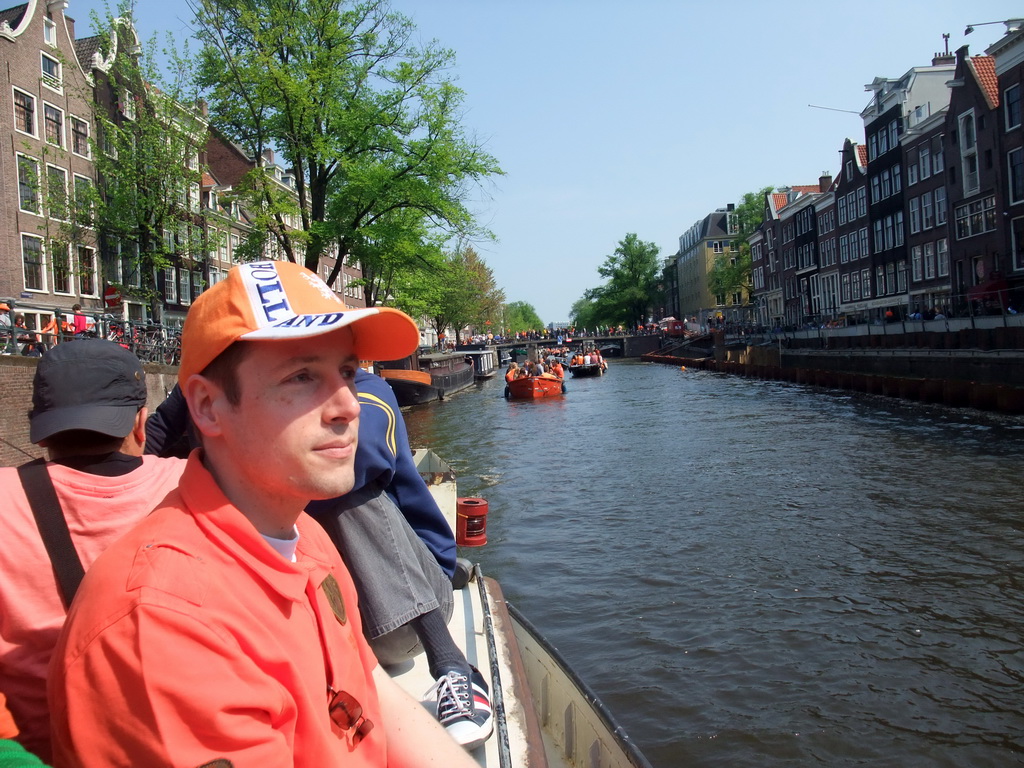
xmin=808 ymin=104 xmax=861 ymax=115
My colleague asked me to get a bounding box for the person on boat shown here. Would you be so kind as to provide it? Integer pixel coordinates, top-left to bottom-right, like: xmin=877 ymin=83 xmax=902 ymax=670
xmin=0 ymin=340 xmax=186 ymax=763
xmin=549 ymin=359 xmax=565 ymax=379
xmin=307 ymin=368 xmax=493 ymax=749
xmin=48 ymin=262 xmax=478 ymax=768
xmin=504 ymin=362 xmax=518 ymax=383
xmin=144 ymin=376 xmax=494 ymax=748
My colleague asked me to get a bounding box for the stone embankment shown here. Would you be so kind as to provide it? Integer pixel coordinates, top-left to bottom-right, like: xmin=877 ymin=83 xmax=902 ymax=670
xmin=644 ymin=325 xmax=1024 ymax=415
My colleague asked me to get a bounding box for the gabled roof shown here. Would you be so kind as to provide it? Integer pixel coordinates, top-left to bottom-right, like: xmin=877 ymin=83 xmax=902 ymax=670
xmin=74 ymin=35 xmax=104 ymax=71
xmin=0 ymin=4 xmax=27 ymax=29
xmin=857 ymin=144 xmax=868 ymax=167
xmin=770 ymin=192 xmax=790 ymax=212
xmin=968 ymin=55 xmax=999 ymax=109
xmin=791 ymin=185 xmax=820 ymax=194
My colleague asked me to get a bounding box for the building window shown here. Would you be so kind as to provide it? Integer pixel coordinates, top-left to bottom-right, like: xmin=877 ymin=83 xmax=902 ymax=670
xmin=911 ymin=245 xmax=923 ymax=281
xmin=191 ymin=270 xmax=202 ymax=302
xmin=859 ymin=228 xmax=869 ymax=260
xmin=1009 ymin=148 xmax=1024 ymax=204
xmin=924 ymin=242 xmax=936 ymax=280
xmin=849 ymin=232 xmax=860 ymax=261
xmin=13 ymin=89 xmax=35 ymax=135
xmin=1012 ymin=218 xmax=1024 ymax=271
xmin=841 ymin=272 xmax=851 ymax=302
xmin=895 ymin=211 xmax=904 ymax=247
xmin=838 ymin=197 xmax=847 ymax=225
xmin=960 ymin=111 xmax=979 ymax=194
xmin=179 ymin=268 xmax=192 ymax=306
xmin=871 ymin=175 xmax=881 ymax=203
xmin=17 ymin=155 xmax=40 ymax=213
xmin=935 ymin=187 xmax=948 ymax=224
xmin=124 ymin=243 xmax=141 ymax=288
xmin=70 ymin=117 xmax=89 ymax=157
xmin=881 ymin=168 xmax=892 ymax=199
xmin=954 ymin=195 xmax=997 ymax=239
xmin=909 ymin=197 xmax=921 ymax=233
xmin=46 ymin=166 xmax=68 ymax=221
xmin=74 ymin=175 xmax=93 ymax=226
xmin=43 ymin=104 xmax=63 ymax=146
xmin=41 ymin=53 xmax=61 ymax=90
xmin=163 ymin=266 xmax=177 ymax=303
xmin=22 ymin=234 xmax=45 ymax=291
xmin=51 ymin=241 xmax=72 ymax=294
xmin=44 ymin=165 xmax=68 ymax=221
xmin=922 ymin=191 xmax=934 ymax=230
xmin=919 ymin=146 xmax=931 ymax=180
xmin=893 ymin=163 xmax=901 ymax=194
xmin=876 ymin=265 xmax=886 ymax=295
xmin=839 ymin=235 xmax=849 ymax=263
xmin=884 ymin=216 xmax=894 ymax=250
xmin=908 ymin=158 xmax=919 ymax=186
xmin=857 ymin=187 xmax=867 ymax=218
xmin=78 ymin=245 xmax=97 ymax=296
xmin=43 ymin=16 xmax=56 ymax=46
xmin=1006 ymin=84 xmax=1021 ymax=131
xmin=862 ymin=268 xmax=872 ymax=299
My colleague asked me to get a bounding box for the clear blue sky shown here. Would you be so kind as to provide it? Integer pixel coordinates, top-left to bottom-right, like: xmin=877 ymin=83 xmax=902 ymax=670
xmin=67 ymin=0 xmax=1023 ymax=324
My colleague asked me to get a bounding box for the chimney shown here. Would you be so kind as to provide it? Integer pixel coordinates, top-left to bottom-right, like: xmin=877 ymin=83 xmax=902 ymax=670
xmin=261 ymin=148 xmax=275 ymax=165
xmin=932 ymin=53 xmax=955 ymax=66
xmin=727 ymin=203 xmax=735 ymax=211
xmin=819 ymin=172 xmax=832 ymax=192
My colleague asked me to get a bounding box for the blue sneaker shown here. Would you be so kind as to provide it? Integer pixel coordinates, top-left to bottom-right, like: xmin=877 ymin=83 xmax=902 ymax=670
xmin=427 ymin=666 xmax=494 ymax=749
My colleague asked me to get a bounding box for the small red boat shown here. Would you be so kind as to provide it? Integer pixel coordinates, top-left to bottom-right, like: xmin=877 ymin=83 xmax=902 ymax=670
xmin=505 ymin=375 xmax=565 ymax=400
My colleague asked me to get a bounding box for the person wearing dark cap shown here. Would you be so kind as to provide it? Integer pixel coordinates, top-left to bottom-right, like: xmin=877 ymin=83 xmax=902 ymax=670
xmin=0 ymin=339 xmax=186 ymax=763
xmin=48 ymin=262 xmax=478 ymax=768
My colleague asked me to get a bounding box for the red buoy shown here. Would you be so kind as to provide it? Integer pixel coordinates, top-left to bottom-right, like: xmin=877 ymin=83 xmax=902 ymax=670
xmin=456 ymin=497 xmax=488 ymax=547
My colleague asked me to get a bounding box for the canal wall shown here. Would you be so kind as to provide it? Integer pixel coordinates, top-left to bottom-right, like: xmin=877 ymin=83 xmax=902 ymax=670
xmin=642 ymin=330 xmax=1024 ymax=415
xmin=0 ymin=356 xmax=178 ymax=467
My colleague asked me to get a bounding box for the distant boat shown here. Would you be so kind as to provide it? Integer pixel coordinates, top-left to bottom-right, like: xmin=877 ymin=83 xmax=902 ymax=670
xmin=462 ymin=348 xmax=499 ymax=380
xmin=569 ymin=363 xmax=603 ymax=377
xmin=505 ymin=375 xmax=565 ymax=399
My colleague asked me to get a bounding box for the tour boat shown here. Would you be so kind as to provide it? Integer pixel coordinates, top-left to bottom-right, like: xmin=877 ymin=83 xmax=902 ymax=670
xmin=568 ymin=363 xmax=603 ymax=377
xmin=402 ymin=451 xmax=654 ymax=768
xmin=380 ymin=351 xmax=476 ymax=405
xmin=505 ymin=375 xmax=566 ymax=399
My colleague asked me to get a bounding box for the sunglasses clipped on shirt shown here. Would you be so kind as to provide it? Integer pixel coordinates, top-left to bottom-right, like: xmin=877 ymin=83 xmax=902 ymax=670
xmin=328 ymin=687 xmax=374 ymax=745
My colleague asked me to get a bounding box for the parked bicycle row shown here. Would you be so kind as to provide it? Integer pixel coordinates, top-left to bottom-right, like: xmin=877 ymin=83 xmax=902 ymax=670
xmin=0 ymin=302 xmax=181 ymax=366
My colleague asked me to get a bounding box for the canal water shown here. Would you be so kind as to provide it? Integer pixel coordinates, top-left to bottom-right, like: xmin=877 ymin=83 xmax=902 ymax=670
xmin=403 ymin=360 xmax=1024 ymax=768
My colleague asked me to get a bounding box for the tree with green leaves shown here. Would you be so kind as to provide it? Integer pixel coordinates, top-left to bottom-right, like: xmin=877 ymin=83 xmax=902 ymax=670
xmin=574 ymin=233 xmax=661 ymax=329
xmin=192 ymin=0 xmax=503 ymax=295
xmin=421 ymin=246 xmax=503 ymax=344
xmin=708 ymin=186 xmax=772 ymax=301
xmin=502 ymin=301 xmax=543 ymax=336
xmin=81 ymin=3 xmax=210 ymax=320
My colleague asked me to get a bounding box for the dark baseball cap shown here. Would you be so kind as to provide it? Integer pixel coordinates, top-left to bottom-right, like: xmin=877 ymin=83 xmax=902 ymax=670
xmin=29 ymin=339 xmax=147 ymax=444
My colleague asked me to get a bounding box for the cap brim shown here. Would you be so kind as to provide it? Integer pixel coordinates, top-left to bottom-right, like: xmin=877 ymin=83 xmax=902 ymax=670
xmin=240 ymin=306 xmax=419 ymax=361
xmin=29 ymin=404 xmax=138 ymax=444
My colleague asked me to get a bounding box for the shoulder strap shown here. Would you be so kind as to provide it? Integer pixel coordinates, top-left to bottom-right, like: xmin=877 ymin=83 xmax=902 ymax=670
xmin=16 ymin=458 xmax=85 ymax=609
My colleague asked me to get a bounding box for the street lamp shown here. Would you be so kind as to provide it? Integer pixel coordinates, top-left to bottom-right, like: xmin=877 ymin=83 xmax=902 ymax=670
xmin=964 ymin=19 xmax=1024 ymax=36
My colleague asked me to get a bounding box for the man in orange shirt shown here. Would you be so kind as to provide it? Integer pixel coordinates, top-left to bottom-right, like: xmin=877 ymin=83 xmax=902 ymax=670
xmin=47 ymin=262 xmax=477 ymax=767
xmin=0 ymin=340 xmax=186 ymax=763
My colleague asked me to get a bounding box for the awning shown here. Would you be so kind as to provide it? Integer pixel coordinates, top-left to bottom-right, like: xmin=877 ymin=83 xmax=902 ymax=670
xmin=967 ymin=277 xmax=1009 ymax=302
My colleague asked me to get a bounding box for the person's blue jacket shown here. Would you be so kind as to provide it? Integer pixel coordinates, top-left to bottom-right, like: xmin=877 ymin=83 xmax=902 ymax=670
xmin=310 ymin=369 xmax=457 ymax=577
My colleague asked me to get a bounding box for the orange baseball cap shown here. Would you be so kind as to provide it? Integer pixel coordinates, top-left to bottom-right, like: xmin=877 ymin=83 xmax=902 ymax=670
xmin=179 ymin=260 xmax=419 ymax=385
